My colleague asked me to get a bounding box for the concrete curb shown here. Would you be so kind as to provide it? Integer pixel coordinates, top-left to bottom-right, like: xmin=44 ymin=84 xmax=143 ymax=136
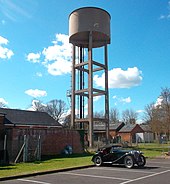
xmin=0 ymin=164 xmax=94 ymax=181
xmin=155 ymin=156 xmax=170 ymax=159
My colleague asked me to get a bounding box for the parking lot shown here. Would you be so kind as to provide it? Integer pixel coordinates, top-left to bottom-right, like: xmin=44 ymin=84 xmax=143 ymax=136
xmin=1 ymin=158 xmax=170 ymax=184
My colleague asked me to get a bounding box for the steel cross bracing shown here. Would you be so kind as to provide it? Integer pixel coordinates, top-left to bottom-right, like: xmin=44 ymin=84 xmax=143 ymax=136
xmin=71 ymin=31 xmax=109 ymax=148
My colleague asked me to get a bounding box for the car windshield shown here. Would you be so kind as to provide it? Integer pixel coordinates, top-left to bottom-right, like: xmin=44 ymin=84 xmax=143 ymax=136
xmin=112 ymin=145 xmax=122 ymax=149
xmin=98 ymin=145 xmax=122 ymax=153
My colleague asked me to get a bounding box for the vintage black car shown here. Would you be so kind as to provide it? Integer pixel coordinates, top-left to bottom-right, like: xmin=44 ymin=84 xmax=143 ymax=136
xmin=92 ymin=144 xmax=146 ymax=168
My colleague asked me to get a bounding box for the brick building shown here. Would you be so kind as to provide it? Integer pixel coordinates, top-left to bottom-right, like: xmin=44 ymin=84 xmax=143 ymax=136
xmin=0 ymin=108 xmax=83 ymax=163
xmin=118 ymin=124 xmax=144 ymax=144
xmin=93 ymin=122 xmax=125 ymax=142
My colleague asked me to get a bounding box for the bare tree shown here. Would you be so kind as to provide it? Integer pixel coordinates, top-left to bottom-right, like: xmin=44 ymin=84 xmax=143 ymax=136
xmin=109 ymin=108 xmax=119 ymax=123
xmin=31 ymin=99 xmax=46 ymax=112
xmin=143 ymin=87 xmax=170 ymax=141
xmin=94 ymin=111 xmax=104 ymax=118
xmin=150 ymin=106 xmax=163 ymax=140
xmin=94 ymin=111 xmax=105 ymax=125
xmin=160 ymin=87 xmax=170 ymax=139
xmin=0 ymin=102 xmax=6 ymax=108
xmin=0 ymin=98 xmax=7 ymax=108
xmin=62 ymin=114 xmax=71 ymax=128
xmin=46 ymin=99 xmax=67 ymax=123
xmin=143 ymin=103 xmax=155 ymax=123
xmin=30 ymin=99 xmax=67 ymax=124
xmin=122 ymin=109 xmax=138 ymax=124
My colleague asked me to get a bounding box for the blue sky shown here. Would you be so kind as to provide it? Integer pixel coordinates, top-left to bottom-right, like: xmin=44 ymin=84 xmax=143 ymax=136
xmin=0 ymin=0 xmax=170 ymax=122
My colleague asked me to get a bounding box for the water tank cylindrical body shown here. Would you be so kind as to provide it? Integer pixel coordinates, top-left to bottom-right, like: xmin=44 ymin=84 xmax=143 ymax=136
xmin=69 ymin=7 xmax=110 ymax=48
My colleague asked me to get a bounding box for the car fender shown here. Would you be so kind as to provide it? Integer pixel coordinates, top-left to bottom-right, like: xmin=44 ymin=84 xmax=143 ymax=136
xmin=92 ymin=153 xmax=103 ymax=162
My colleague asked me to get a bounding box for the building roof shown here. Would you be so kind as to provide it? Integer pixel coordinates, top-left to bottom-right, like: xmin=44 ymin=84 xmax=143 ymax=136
xmin=93 ymin=122 xmax=124 ymax=131
xmin=119 ymin=124 xmax=143 ymax=133
xmin=140 ymin=124 xmax=152 ymax=132
xmin=0 ymin=108 xmax=62 ymax=127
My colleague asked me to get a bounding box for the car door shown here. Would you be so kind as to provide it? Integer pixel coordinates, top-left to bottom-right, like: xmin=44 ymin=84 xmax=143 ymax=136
xmin=107 ymin=147 xmax=118 ymax=162
xmin=101 ymin=147 xmax=112 ymax=162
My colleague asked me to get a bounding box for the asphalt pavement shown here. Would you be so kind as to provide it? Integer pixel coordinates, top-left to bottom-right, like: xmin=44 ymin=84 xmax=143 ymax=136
xmin=1 ymin=158 xmax=170 ymax=184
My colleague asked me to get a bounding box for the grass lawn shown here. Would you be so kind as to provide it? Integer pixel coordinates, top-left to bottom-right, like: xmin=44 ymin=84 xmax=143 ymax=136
xmin=134 ymin=142 xmax=170 ymax=158
xmin=0 ymin=154 xmax=93 ymax=179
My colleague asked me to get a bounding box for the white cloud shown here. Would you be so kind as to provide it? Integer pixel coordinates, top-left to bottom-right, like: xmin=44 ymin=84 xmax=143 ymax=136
xmin=94 ymin=96 xmax=101 ymax=102
xmin=0 ymin=36 xmax=8 ymax=44
xmin=0 ymin=47 xmax=14 ymax=59
xmin=46 ymin=58 xmax=71 ymax=76
xmin=25 ymin=89 xmax=47 ymax=98
xmin=26 ymin=52 xmax=41 ymax=63
xmin=0 ymin=98 xmax=8 ymax=105
xmin=0 ymin=0 xmax=37 ymax=22
xmin=113 ymin=95 xmax=117 ymax=99
xmin=94 ymin=67 xmax=142 ymax=89
xmin=42 ymin=44 xmax=61 ymax=62
xmin=42 ymin=33 xmax=72 ymax=76
xmin=120 ymin=97 xmax=131 ymax=103
xmin=0 ymin=35 xmax=14 ymax=59
xmin=159 ymin=14 xmax=170 ymax=20
xmin=159 ymin=15 xmax=166 ymax=20
xmin=159 ymin=1 xmax=170 ymax=20
xmin=27 ymin=33 xmax=72 ymax=76
xmin=36 ymin=72 xmax=42 ymax=77
xmin=136 ymin=109 xmax=144 ymax=113
xmin=154 ymin=96 xmax=164 ymax=108
xmin=113 ymin=95 xmax=132 ymax=105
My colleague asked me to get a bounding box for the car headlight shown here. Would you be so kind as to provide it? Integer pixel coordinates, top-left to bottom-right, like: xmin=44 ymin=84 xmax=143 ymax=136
xmin=131 ymin=151 xmax=140 ymax=159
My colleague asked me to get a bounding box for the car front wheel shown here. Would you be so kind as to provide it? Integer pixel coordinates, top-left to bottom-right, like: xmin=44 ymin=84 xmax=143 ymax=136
xmin=94 ymin=156 xmax=103 ymax=166
xmin=124 ymin=155 xmax=134 ymax=169
xmin=137 ymin=155 xmax=146 ymax=167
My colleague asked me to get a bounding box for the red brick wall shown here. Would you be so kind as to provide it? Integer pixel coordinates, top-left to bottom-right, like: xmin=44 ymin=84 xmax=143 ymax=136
xmin=0 ymin=116 xmax=5 ymax=130
xmin=119 ymin=133 xmax=131 ymax=142
xmin=109 ymin=130 xmax=117 ymax=138
xmin=41 ymin=128 xmax=83 ymax=155
xmin=0 ymin=116 xmax=5 ymax=150
xmin=6 ymin=127 xmax=83 ymax=162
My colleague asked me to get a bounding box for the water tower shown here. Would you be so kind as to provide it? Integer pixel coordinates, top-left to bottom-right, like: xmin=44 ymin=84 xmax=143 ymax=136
xmin=69 ymin=7 xmax=111 ymax=147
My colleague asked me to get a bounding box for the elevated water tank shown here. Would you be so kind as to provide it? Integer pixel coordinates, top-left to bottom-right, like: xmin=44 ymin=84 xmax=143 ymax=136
xmin=69 ymin=7 xmax=111 ymax=48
